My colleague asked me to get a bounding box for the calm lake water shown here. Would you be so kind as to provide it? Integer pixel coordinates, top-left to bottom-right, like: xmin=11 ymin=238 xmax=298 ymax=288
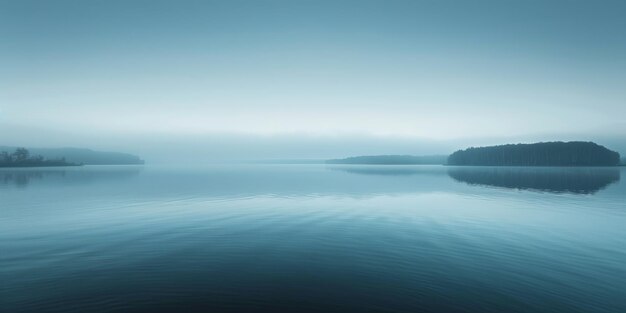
xmin=1 ymin=165 xmax=625 ymax=313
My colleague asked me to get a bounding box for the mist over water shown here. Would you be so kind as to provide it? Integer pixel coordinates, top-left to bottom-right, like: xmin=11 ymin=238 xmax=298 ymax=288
xmin=2 ymin=1 xmax=626 ymax=312
xmin=2 ymin=165 xmax=625 ymax=313
xmin=2 ymin=1 xmax=626 ymax=162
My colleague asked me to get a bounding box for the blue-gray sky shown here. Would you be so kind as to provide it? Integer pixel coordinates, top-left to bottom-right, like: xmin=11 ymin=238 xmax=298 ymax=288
xmin=1 ymin=0 xmax=625 ymax=160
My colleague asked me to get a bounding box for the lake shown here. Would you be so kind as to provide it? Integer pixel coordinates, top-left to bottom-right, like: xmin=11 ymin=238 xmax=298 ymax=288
xmin=1 ymin=165 xmax=625 ymax=313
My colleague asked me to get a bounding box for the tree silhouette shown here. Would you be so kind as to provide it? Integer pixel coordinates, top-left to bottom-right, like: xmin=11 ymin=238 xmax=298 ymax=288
xmin=12 ymin=147 xmax=30 ymax=161
xmin=0 ymin=148 xmax=75 ymax=167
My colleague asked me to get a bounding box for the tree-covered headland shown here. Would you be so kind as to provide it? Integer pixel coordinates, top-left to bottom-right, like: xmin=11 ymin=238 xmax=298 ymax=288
xmin=0 ymin=148 xmax=78 ymax=167
xmin=447 ymin=142 xmax=620 ymax=166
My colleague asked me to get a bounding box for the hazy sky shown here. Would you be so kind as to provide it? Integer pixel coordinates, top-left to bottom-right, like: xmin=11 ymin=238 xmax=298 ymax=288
xmin=1 ymin=0 xmax=625 ymax=160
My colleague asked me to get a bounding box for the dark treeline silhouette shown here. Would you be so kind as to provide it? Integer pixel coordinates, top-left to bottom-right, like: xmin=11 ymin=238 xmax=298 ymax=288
xmin=0 ymin=148 xmax=77 ymax=167
xmin=448 ymin=167 xmax=620 ymax=194
xmin=327 ymin=155 xmax=447 ymax=165
xmin=448 ymin=142 xmax=620 ymax=166
xmin=0 ymin=146 xmax=144 ymax=165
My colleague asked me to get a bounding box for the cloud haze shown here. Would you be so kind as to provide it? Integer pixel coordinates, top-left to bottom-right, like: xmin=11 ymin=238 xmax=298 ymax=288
xmin=1 ymin=0 xmax=625 ymax=161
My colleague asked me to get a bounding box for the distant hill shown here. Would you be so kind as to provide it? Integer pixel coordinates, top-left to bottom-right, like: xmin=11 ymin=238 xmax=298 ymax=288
xmin=448 ymin=142 xmax=620 ymax=166
xmin=0 ymin=147 xmax=144 ymax=165
xmin=326 ymin=155 xmax=447 ymax=165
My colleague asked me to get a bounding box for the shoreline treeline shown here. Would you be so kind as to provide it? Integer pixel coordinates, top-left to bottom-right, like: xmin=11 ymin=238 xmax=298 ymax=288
xmin=0 ymin=148 xmax=78 ymax=167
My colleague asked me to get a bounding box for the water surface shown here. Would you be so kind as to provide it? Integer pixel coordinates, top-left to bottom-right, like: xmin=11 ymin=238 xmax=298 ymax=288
xmin=1 ymin=165 xmax=625 ymax=313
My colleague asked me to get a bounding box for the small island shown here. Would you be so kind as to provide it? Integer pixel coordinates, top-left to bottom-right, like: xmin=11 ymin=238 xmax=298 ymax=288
xmin=447 ymin=142 xmax=621 ymax=166
xmin=0 ymin=148 xmax=79 ymax=168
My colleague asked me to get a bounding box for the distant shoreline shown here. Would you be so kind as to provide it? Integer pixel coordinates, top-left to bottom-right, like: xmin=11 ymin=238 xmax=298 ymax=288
xmin=326 ymin=155 xmax=447 ymax=165
xmin=1 ymin=147 xmax=144 ymax=166
xmin=328 ymin=141 xmax=622 ymax=167
xmin=0 ymin=163 xmax=83 ymax=168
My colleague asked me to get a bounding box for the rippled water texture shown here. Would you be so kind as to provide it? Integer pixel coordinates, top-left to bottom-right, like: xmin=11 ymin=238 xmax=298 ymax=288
xmin=1 ymin=165 xmax=625 ymax=313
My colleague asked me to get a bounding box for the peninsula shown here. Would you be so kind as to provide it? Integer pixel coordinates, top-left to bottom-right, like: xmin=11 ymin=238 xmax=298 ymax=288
xmin=0 ymin=146 xmax=144 ymax=165
xmin=0 ymin=148 xmax=78 ymax=167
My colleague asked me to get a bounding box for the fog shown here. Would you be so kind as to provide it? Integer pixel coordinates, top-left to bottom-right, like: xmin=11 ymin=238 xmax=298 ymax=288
xmin=1 ymin=122 xmax=624 ymax=164
xmin=2 ymin=0 xmax=625 ymax=163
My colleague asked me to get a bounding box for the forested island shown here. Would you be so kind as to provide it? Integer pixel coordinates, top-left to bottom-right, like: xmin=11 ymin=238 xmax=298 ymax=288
xmin=447 ymin=142 xmax=621 ymax=166
xmin=326 ymin=155 xmax=447 ymax=165
xmin=0 ymin=148 xmax=78 ymax=167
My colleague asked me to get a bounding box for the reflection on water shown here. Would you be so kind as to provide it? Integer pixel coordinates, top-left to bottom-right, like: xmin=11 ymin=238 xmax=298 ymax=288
xmin=2 ymin=165 xmax=626 ymax=313
xmin=328 ymin=165 xmax=443 ymax=176
xmin=0 ymin=170 xmax=53 ymax=187
xmin=447 ymin=166 xmax=620 ymax=194
xmin=3 ymin=165 xmax=621 ymax=196
xmin=0 ymin=166 xmax=142 ymax=188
